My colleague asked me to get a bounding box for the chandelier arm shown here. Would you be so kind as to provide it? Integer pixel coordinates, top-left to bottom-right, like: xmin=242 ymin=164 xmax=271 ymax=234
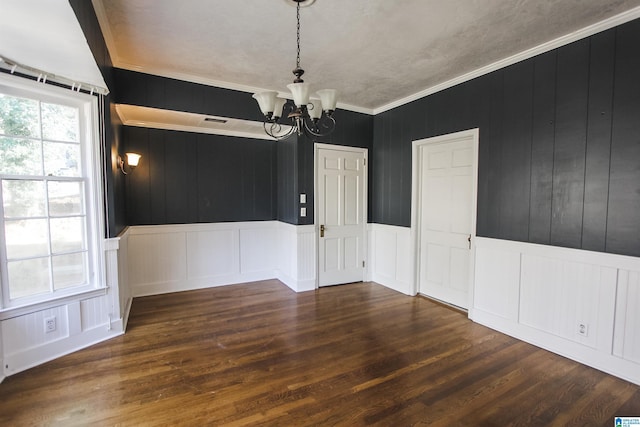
xmin=302 ymin=116 xmax=334 ymax=138
xmin=264 ymin=121 xmax=296 ymax=141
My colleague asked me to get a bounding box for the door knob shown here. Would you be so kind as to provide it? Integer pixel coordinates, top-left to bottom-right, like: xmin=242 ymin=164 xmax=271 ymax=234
xmin=320 ymin=224 xmax=325 ymax=238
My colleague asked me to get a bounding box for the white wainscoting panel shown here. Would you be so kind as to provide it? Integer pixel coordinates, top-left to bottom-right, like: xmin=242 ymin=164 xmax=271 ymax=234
xmin=187 ymin=229 xmax=238 ymax=279
xmin=519 ymin=255 xmax=617 ymax=351
xmin=472 ymin=245 xmax=521 ymax=321
xmin=80 ymin=295 xmax=110 ymax=331
xmin=240 ymin=227 xmax=277 ymax=274
xmin=115 ymin=231 xmax=132 ymax=330
xmin=128 ymin=222 xmax=282 ymax=297
xmin=129 ymin=230 xmax=187 ymax=292
xmin=369 ymin=224 xmax=413 ymax=295
xmin=614 ymin=270 xmax=640 ymax=364
xmin=1 ymin=236 xmax=127 ymax=377
xmin=275 ymin=222 xmax=316 ymax=292
xmin=472 ymin=237 xmax=640 ymax=385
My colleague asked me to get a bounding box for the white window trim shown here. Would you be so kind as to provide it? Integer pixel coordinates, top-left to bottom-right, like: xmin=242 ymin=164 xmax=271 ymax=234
xmin=0 ymin=73 xmax=107 ymax=314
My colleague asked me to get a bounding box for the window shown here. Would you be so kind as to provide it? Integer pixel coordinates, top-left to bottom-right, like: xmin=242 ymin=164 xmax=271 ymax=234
xmin=0 ymin=75 xmax=104 ymax=309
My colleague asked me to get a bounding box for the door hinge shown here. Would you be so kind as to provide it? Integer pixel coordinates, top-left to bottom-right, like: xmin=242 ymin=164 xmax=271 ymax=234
xmin=363 ymin=158 xmax=366 ymax=166
xmin=362 ymin=260 xmax=365 ymax=268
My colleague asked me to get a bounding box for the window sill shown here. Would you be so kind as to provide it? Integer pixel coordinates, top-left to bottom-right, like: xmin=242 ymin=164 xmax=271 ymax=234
xmin=0 ymin=287 xmax=108 ymax=321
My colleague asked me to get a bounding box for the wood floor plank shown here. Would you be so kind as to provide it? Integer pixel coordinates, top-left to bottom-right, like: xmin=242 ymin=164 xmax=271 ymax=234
xmin=0 ymin=280 xmax=638 ymax=426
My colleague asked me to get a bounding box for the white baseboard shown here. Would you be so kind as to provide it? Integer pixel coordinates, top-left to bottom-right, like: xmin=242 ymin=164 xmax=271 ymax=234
xmin=473 ymin=308 xmax=640 ymax=385
xmin=132 ymin=271 xmax=277 ymax=297
xmin=3 ymin=323 xmax=124 ymax=377
xmin=472 ymin=237 xmax=640 ymax=386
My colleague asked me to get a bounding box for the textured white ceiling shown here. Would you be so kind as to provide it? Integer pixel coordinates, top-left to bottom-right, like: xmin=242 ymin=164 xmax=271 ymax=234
xmin=94 ymin=0 xmax=640 ymax=113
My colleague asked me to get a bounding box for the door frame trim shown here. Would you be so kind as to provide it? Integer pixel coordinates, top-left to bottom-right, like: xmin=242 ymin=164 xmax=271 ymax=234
xmin=314 ymin=143 xmax=369 ymax=288
xmin=410 ymin=128 xmax=479 ymax=311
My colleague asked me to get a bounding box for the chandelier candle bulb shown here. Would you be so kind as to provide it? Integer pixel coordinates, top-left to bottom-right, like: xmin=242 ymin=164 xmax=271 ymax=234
xmin=287 ymin=82 xmax=311 ymax=107
xmin=308 ymin=98 xmax=323 ymax=120
xmin=252 ymin=91 xmax=278 ymax=116
xmin=317 ymin=89 xmax=338 ymax=114
xmin=273 ymin=97 xmax=287 ymax=120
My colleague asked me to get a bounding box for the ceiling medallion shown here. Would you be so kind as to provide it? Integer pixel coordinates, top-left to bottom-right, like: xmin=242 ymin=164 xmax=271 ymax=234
xmin=253 ymin=0 xmax=337 ymax=141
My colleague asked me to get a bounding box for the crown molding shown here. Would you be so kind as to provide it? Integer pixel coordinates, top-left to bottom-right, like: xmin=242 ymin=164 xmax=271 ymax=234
xmin=90 ymin=1 xmax=640 ymax=117
xmin=372 ymin=5 xmax=640 ymax=115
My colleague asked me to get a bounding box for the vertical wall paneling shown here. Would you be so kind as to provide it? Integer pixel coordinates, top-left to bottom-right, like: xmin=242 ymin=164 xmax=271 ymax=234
xmin=582 ymin=31 xmax=615 ymax=251
xmin=164 ymin=131 xmax=190 ymax=223
xmin=372 ymin=21 xmax=640 ymax=259
xmin=482 ymin=71 xmax=504 ymax=238
xmin=277 ymin=138 xmax=298 ymax=224
xmin=529 ymin=52 xmax=557 ymax=244
xmin=148 ymin=129 xmax=167 ymax=224
xmin=607 ymin=19 xmax=640 ymax=257
xmin=115 ymin=69 xmax=372 ymax=227
xmin=123 ymin=127 xmax=277 ymax=225
xmin=114 ymin=69 xmax=259 ymax=122
xmin=550 ymin=39 xmax=590 ymax=248
xmin=125 ymin=127 xmax=152 ymax=224
xmin=500 ymin=60 xmax=533 ymax=241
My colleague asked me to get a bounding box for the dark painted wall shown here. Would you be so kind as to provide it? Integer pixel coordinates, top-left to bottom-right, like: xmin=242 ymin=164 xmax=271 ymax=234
xmin=372 ymin=20 xmax=640 ymax=257
xmin=276 ymin=110 xmax=374 ymax=225
xmin=114 ymin=69 xmax=260 ymax=122
xmin=123 ymin=127 xmax=277 ymax=225
xmin=115 ymin=69 xmax=373 ymax=226
xmin=69 ymin=0 xmax=126 ymax=238
xmin=294 ymin=110 xmax=374 ymax=226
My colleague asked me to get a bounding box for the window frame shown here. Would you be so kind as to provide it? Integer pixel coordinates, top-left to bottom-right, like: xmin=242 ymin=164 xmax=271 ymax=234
xmin=0 ymin=73 xmax=106 ymax=313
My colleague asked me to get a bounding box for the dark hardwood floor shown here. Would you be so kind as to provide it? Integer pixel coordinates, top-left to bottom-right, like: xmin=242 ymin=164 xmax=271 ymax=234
xmin=0 ymin=280 xmax=638 ymax=426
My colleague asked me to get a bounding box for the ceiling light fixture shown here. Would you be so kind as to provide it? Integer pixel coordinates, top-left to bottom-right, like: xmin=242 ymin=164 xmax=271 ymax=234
xmin=252 ymin=0 xmax=337 ymax=141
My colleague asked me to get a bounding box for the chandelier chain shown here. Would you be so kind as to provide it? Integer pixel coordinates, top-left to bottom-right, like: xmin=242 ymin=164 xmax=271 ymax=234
xmin=296 ymin=1 xmax=301 ymax=70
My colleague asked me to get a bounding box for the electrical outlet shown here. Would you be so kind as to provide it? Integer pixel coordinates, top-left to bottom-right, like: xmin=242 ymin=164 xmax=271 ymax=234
xmin=578 ymin=323 xmax=588 ymax=337
xmin=45 ymin=316 xmax=57 ymax=333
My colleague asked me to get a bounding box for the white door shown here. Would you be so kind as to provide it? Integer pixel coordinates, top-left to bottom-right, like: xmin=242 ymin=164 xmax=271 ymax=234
xmin=415 ymin=130 xmax=477 ymax=309
xmin=316 ymin=145 xmax=367 ymax=287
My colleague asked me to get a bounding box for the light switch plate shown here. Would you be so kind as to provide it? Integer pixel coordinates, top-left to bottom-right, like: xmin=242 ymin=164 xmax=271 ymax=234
xmin=300 ymin=207 xmax=307 ymax=217
xmin=300 ymin=193 xmax=306 ymax=204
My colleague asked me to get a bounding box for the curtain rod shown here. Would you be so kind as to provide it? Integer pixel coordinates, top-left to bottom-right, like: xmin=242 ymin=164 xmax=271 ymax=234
xmin=0 ymin=54 xmax=109 ymax=96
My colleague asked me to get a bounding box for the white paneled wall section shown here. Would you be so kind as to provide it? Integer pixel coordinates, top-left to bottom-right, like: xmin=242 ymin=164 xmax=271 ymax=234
xmin=472 ymin=237 xmax=640 ymax=385
xmin=126 ymin=221 xmax=316 ymax=296
xmin=4 ymin=222 xmax=638 ymax=386
xmin=0 ymin=237 xmax=129 ymax=379
xmin=368 ymin=224 xmax=414 ymax=295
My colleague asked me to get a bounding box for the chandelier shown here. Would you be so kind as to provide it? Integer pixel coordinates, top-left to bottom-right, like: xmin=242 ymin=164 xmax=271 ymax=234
xmin=252 ymin=0 xmax=338 ymax=141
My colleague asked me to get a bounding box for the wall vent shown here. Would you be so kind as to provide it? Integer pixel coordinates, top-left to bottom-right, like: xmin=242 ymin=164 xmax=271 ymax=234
xmin=204 ymin=117 xmax=227 ymax=124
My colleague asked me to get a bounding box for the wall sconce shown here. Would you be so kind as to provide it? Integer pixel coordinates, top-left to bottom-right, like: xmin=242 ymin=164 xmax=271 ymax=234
xmin=118 ymin=152 xmax=141 ymax=175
